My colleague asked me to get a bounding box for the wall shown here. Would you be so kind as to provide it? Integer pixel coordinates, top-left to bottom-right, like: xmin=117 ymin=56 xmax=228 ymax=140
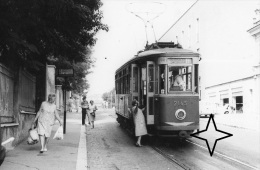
xmin=0 ymin=64 xmax=14 ymax=124
xmin=205 ymin=76 xmax=258 ymax=115
xmin=0 ymin=63 xmax=50 ymax=148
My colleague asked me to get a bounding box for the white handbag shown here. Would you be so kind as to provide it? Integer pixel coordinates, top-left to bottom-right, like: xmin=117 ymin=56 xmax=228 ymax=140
xmin=53 ymin=126 xmax=63 ymax=140
xmin=29 ymin=128 xmax=39 ymax=141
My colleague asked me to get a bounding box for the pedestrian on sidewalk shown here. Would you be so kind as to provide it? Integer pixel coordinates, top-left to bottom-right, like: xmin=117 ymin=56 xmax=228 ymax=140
xmin=67 ymin=97 xmax=74 ymax=112
xmin=88 ymin=100 xmax=98 ymax=129
xmin=75 ymin=97 xmax=80 ymax=112
xmin=131 ymin=99 xmax=147 ymax=147
xmin=81 ymin=96 xmax=89 ymax=125
xmin=31 ymin=94 xmax=63 ymax=153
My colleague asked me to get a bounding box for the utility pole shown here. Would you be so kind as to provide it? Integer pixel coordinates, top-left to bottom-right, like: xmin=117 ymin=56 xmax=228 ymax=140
xmin=57 ymin=68 xmax=74 ymax=134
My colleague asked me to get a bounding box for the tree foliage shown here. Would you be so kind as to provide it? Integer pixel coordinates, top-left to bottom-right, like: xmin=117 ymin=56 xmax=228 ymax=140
xmin=102 ymin=88 xmax=115 ymax=103
xmin=0 ymin=0 xmax=108 ymax=93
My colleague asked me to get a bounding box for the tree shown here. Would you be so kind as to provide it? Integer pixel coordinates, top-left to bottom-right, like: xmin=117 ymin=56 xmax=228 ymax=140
xmin=0 ymin=0 xmax=108 ymax=92
xmin=102 ymin=88 xmax=115 ymax=103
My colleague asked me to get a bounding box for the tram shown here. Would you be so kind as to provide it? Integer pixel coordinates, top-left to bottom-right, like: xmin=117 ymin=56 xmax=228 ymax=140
xmin=115 ymin=42 xmax=200 ymax=138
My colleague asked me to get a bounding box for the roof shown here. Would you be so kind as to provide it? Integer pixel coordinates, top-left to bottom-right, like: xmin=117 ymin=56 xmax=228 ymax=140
xmin=137 ymin=48 xmax=197 ymax=57
xmin=116 ymin=46 xmax=199 ymax=73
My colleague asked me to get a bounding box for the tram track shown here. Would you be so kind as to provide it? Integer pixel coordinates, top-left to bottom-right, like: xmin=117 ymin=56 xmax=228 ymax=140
xmin=150 ymin=137 xmax=258 ymax=170
xmin=186 ymin=139 xmax=259 ymax=170
xmin=150 ymin=145 xmax=191 ymax=170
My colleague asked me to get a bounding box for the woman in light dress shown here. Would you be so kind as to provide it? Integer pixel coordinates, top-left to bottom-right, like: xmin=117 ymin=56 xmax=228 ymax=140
xmin=31 ymin=94 xmax=62 ymax=153
xmin=88 ymin=100 xmax=97 ymax=129
xmin=131 ymin=100 xmax=147 ymax=147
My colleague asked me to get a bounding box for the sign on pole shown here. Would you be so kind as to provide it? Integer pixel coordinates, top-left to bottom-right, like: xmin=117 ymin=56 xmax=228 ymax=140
xmin=57 ymin=69 xmax=74 ymax=77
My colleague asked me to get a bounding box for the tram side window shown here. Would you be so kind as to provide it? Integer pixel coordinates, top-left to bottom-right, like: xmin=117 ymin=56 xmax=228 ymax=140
xmin=168 ymin=66 xmax=192 ymax=92
xmin=148 ymin=64 xmax=154 ymax=92
xmin=133 ymin=67 xmax=138 ymax=92
xmin=194 ymin=64 xmax=199 ymax=93
xmin=119 ymin=72 xmax=123 ymax=94
xmin=121 ymin=77 xmax=123 ymax=94
xmin=159 ymin=65 xmax=165 ymax=94
xmin=116 ymin=77 xmax=118 ymax=94
xmin=123 ymin=76 xmax=125 ymax=94
xmin=127 ymin=74 xmax=130 ymax=93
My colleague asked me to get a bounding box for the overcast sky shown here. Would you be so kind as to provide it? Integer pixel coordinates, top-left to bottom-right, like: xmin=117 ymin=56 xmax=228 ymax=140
xmin=87 ymin=0 xmax=195 ymax=98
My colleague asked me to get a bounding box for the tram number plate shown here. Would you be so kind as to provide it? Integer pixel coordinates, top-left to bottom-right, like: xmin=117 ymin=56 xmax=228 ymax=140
xmin=168 ymin=58 xmax=192 ymax=64
xmin=174 ymin=101 xmax=187 ymax=106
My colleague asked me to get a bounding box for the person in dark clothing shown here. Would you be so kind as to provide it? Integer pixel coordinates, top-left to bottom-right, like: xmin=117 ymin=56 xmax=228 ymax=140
xmin=81 ymin=96 xmax=89 ymax=125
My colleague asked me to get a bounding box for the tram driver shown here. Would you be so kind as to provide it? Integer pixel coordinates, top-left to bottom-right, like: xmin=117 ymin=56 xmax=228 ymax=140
xmin=170 ymin=70 xmax=186 ymax=91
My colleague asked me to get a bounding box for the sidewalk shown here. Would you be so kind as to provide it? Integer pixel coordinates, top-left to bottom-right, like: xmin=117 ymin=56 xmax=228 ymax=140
xmin=0 ymin=112 xmax=87 ymax=170
xmin=203 ymin=113 xmax=260 ymax=131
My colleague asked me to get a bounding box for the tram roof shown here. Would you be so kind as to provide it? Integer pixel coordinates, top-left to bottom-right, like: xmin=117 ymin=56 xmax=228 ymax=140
xmin=115 ymin=47 xmax=199 ymax=73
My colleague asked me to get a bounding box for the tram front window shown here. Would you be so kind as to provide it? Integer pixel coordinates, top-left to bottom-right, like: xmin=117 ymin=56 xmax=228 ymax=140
xmin=168 ymin=66 xmax=192 ymax=92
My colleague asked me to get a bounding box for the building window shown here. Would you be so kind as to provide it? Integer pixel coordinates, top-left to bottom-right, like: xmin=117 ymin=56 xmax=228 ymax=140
xmin=235 ymin=96 xmax=243 ymax=113
xmin=223 ymin=98 xmax=229 ymax=105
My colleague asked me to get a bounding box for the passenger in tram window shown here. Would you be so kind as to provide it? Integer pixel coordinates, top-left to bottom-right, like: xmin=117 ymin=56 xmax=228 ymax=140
xmin=160 ymin=73 xmax=165 ymax=93
xmin=131 ymin=99 xmax=147 ymax=147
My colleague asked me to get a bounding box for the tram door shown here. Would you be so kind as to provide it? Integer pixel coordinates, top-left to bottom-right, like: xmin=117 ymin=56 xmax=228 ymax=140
xmin=131 ymin=64 xmax=139 ymax=102
xmin=146 ymin=61 xmax=155 ymax=125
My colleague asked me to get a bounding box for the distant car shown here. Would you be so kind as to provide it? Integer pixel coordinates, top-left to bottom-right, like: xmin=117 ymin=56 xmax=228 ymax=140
xmin=216 ymin=104 xmax=235 ymax=115
xmin=199 ymin=101 xmax=218 ymax=118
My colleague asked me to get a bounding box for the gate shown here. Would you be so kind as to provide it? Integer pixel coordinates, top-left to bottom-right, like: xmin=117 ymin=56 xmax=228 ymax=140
xmin=0 ymin=64 xmax=14 ymax=123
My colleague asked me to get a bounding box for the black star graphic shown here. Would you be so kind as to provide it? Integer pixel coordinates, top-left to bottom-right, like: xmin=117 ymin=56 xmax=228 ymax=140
xmin=190 ymin=114 xmax=233 ymax=156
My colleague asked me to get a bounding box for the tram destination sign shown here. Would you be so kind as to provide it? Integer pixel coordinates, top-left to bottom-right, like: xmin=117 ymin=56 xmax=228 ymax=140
xmin=57 ymin=68 xmax=74 ymax=77
xmin=168 ymin=58 xmax=192 ymax=64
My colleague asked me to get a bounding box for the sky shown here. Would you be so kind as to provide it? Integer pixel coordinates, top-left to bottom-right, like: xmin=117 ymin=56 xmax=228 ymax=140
xmin=87 ymin=0 xmax=196 ymax=98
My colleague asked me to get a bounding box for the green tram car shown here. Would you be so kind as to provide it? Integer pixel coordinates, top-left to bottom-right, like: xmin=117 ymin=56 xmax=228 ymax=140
xmin=115 ymin=42 xmax=200 ymax=138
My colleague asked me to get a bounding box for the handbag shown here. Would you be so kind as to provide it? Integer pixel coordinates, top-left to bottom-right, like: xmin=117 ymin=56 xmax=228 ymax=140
xmin=90 ymin=112 xmax=95 ymax=117
xmin=27 ymin=128 xmax=39 ymax=145
xmin=53 ymin=126 xmax=63 ymax=140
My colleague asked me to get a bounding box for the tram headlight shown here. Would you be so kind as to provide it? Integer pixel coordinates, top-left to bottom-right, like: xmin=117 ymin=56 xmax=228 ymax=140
xmin=175 ymin=109 xmax=186 ymax=120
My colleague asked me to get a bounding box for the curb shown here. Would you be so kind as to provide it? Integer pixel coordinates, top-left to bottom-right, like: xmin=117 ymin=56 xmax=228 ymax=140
xmin=76 ymin=125 xmax=87 ymax=170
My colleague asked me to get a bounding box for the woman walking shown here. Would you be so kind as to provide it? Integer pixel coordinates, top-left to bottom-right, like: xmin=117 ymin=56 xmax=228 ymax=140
xmin=88 ymin=100 xmax=97 ymax=129
xmin=31 ymin=94 xmax=62 ymax=153
xmin=81 ymin=96 xmax=89 ymax=125
xmin=131 ymin=100 xmax=147 ymax=147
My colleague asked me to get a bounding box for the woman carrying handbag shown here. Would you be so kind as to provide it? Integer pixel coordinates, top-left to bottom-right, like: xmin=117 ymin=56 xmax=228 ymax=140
xmin=31 ymin=94 xmax=62 ymax=153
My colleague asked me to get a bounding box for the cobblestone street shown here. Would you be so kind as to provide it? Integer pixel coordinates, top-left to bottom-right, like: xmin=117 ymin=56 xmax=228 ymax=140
xmin=86 ymin=108 xmax=182 ymax=170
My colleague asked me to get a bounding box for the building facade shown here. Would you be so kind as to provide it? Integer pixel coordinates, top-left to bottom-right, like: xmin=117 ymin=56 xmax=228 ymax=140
xmin=159 ymin=0 xmax=260 ymax=115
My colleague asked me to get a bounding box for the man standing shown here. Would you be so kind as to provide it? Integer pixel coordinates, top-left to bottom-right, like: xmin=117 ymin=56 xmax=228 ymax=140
xmin=81 ymin=96 xmax=89 ymax=125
